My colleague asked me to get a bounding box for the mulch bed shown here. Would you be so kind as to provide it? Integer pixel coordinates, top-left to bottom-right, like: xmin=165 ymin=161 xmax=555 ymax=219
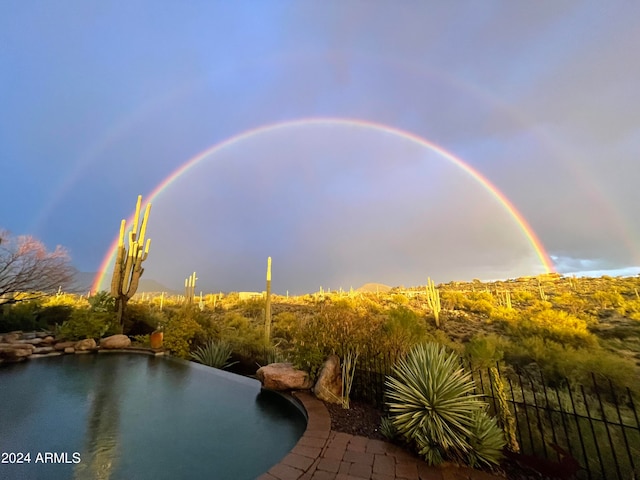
xmin=323 ymin=400 xmax=387 ymax=441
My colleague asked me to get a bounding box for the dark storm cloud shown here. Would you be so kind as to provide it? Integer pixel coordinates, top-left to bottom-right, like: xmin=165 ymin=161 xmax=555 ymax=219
xmin=1 ymin=1 xmax=639 ymax=292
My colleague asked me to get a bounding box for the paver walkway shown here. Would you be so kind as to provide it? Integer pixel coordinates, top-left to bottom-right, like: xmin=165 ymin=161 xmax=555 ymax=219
xmin=258 ymin=392 xmax=502 ymax=480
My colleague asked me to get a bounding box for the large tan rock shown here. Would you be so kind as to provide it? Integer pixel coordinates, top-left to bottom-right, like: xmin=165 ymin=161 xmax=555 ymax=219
xmin=100 ymin=334 xmax=131 ymax=349
xmin=75 ymin=338 xmax=97 ymax=351
xmin=54 ymin=341 xmax=76 ymax=351
xmin=314 ymin=354 xmax=343 ymax=403
xmin=256 ymin=363 xmax=313 ymax=391
xmin=0 ymin=342 xmax=35 ymax=351
xmin=18 ymin=338 xmax=44 ymax=345
xmin=0 ymin=346 xmax=33 ymax=362
xmin=33 ymin=346 xmax=55 ymax=354
xmin=2 ymin=333 xmax=21 ymax=343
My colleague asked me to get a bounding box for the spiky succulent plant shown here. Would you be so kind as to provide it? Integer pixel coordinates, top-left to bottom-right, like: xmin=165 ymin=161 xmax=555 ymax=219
xmin=385 ymin=342 xmax=499 ymax=465
xmin=190 ymin=340 xmax=237 ymax=370
xmin=466 ymin=408 xmax=506 ymax=468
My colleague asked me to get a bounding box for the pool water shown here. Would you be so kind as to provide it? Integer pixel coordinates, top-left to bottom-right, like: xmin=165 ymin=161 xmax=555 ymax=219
xmin=0 ymin=354 xmax=306 ymax=480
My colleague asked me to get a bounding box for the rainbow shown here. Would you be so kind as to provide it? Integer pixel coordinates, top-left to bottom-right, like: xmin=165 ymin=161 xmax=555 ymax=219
xmin=93 ymin=117 xmax=554 ymax=292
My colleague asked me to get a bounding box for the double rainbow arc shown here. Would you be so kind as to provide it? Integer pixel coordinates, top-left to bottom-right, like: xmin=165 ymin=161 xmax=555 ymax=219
xmin=93 ymin=117 xmax=554 ymax=292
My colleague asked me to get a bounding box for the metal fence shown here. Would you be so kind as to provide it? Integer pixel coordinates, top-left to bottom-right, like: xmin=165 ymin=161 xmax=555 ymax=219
xmin=350 ymin=355 xmax=640 ymax=480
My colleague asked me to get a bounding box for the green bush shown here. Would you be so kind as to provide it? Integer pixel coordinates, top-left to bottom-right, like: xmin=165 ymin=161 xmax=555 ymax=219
xmin=465 ymin=334 xmax=506 ymax=368
xmin=0 ymin=301 xmax=43 ymax=332
xmin=440 ymin=290 xmax=466 ymax=310
xmin=515 ymin=309 xmax=596 ymax=347
xmin=504 ymin=336 xmax=639 ymax=394
xmin=88 ymin=291 xmax=115 ymax=312
xmin=161 ymin=306 xmax=205 ymax=359
xmin=385 ymin=343 xmax=504 ymax=466
xmin=56 ymin=309 xmax=117 ymax=340
xmin=123 ymin=302 xmax=165 ymax=335
xmin=382 ymin=306 xmax=426 ymax=359
xmin=37 ymin=305 xmax=73 ymax=327
xmin=390 ymin=294 xmax=409 ymax=305
xmin=272 ymin=312 xmax=299 ymax=341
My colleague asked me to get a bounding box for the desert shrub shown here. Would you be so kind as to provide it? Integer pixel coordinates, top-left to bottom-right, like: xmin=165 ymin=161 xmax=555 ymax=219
xmin=0 ymin=300 xmax=44 ymax=332
xmin=56 ymin=309 xmax=117 ymax=340
xmin=272 ymin=311 xmax=299 ymax=341
xmin=489 ymin=306 xmax=518 ymax=324
xmin=88 ymin=291 xmax=115 ymax=312
xmin=440 ymin=290 xmax=466 ymax=310
xmin=390 ymin=293 xmax=409 ymax=305
xmin=161 ymin=306 xmax=205 ymax=359
xmin=385 ymin=343 xmax=504 ymax=466
xmin=511 ymin=290 xmax=535 ymax=306
xmin=190 ymin=339 xmax=237 ymax=369
xmin=123 ymin=302 xmax=165 ymax=335
xmin=217 ymin=311 xmax=266 ymax=350
xmin=553 ymin=292 xmax=588 ymax=315
xmin=381 ymin=306 xmax=426 ymax=359
xmin=617 ymin=298 xmax=640 ymax=320
xmin=507 ymin=308 xmax=596 ymax=347
xmin=43 ymin=293 xmax=88 ymax=308
xmin=463 ymin=298 xmax=494 ymax=316
xmin=592 ymin=290 xmax=624 ymax=309
xmin=240 ymin=297 xmax=265 ymax=318
xmin=504 ymin=336 xmax=639 ymax=394
xmin=131 ymin=334 xmax=150 ymax=347
xmin=37 ymin=305 xmax=73 ymax=327
xmin=465 ymin=334 xmax=506 ymax=368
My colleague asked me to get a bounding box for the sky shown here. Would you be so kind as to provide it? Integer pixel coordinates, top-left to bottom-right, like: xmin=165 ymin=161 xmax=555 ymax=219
xmin=1 ymin=1 xmax=639 ymax=294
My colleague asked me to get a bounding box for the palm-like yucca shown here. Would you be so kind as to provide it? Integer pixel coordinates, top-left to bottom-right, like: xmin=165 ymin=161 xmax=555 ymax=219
xmin=190 ymin=340 xmax=238 ymax=369
xmin=385 ymin=343 xmax=484 ymax=464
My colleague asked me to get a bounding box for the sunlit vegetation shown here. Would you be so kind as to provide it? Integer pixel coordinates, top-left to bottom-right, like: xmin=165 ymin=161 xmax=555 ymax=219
xmin=2 ymin=274 xmax=640 ymax=391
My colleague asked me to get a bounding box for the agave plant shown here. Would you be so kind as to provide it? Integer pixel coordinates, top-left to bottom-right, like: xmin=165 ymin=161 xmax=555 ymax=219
xmin=466 ymin=408 xmax=506 ymax=468
xmin=379 ymin=416 xmax=398 ymax=441
xmin=385 ymin=343 xmax=488 ymax=465
xmin=190 ymin=339 xmax=238 ymax=369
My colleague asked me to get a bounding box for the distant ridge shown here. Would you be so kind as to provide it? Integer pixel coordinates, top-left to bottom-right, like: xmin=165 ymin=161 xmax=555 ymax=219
xmin=65 ymin=271 xmax=175 ymax=295
xmin=356 ymin=283 xmax=392 ymax=293
xmin=137 ymin=279 xmax=177 ymax=294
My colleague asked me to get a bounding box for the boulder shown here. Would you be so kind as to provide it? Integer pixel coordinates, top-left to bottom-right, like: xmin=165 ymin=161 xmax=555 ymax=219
xmin=54 ymin=341 xmax=76 ymax=351
xmin=256 ymin=363 xmax=313 ymax=391
xmin=100 ymin=334 xmax=131 ymax=349
xmin=314 ymin=355 xmax=343 ymax=403
xmin=42 ymin=336 xmax=56 ymax=344
xmin=64 ymin=347 xmax=75 ymax=354
xmin=0 ymin=346 xmax=33 ymax=362
xmin=75 ymin=338 xmax=97 ymax=351
xmin=33 ymin=346 xmax=55 ymax=354
xmin=0 ymin=343 xmax=35 ymax=351
xmin=2 ymin=333 xmax=21 ymax=343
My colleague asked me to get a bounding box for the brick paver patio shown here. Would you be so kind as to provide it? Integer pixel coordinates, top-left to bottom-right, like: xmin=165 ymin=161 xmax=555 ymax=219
xmin=257 ymin=392 xmax=502 ymax=480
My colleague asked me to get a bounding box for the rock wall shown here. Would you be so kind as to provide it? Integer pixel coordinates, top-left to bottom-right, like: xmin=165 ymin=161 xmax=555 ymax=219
xmin=0 ymin=331 xmax=162 ymax=365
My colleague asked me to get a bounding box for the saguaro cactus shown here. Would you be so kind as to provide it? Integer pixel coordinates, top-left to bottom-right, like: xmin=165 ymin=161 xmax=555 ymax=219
xmin=184 ymin=272 xmax=196 ymax=304
xmin=426 ymin=277 xmax=441 ymax=328
xmin=110 ymin=195 xmax=151 ymax=330
xmin=265 ymin=256 xmax=272 ymax=341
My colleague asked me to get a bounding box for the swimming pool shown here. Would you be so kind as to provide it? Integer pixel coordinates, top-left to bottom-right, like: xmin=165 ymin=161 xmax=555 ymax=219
xmin=0 ymin=353 xmax=306 ymax=479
